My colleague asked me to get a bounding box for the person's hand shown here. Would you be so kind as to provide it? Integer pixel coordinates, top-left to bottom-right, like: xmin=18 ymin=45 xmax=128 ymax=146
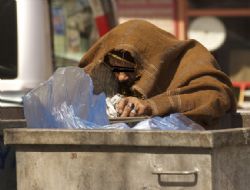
xmin=116 ymin=96 xmax=153 ymax=117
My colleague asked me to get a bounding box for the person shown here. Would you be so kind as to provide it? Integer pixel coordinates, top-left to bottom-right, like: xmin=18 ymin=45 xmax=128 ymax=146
xmin=79 ymin=19 xmax=236 ymax=129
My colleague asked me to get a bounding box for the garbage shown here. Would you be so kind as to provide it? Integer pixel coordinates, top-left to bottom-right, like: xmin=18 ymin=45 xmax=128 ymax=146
xmin=23 ymin=67 xmax=109 ymax=129
xmin=133 ymin=114 xmax=205 ymax=130
xmin=23 ymin=66 xmax=204 ymax=131
xmin=106 ymin=94 xmax=124 ymax=118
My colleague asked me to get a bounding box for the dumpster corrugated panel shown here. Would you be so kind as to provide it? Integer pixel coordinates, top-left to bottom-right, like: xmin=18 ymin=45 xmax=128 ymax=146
xmin=3 ymin=127 xmax=250 ymax=190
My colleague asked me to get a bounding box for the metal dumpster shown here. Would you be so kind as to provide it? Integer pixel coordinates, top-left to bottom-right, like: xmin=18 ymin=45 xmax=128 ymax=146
xmin=0 ymin=107 xmax=26 ymax=190
xmin=4 ymin=127 xmax=250 ymax=190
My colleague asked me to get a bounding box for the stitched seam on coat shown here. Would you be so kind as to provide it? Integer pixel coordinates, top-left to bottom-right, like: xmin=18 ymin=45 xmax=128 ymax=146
xmin=166 ymin=88 xmax=181 ymax=96
xmin=177 ymin=88 xmax=181 ymax=110
xmin=168 ymin=96 xmax=175 ymax=108
xmin=177 ymin=94 xmax=182 ymax=110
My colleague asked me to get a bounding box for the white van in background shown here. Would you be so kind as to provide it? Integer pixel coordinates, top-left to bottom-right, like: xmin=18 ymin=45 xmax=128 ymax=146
xmin=0 ymin=0 xmax=53 ymax=91
xmin=0 ymin=0 xmax=53 ymax=106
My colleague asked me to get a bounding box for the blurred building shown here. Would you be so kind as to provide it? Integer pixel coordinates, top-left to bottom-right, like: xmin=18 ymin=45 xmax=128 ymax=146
xmin=115 ymin=0 xmax=250 ymax=107
xmin=51 ymin=0 xmax=117 ymax=67
xmin=1 ymin=0 xmax=249 ymax=107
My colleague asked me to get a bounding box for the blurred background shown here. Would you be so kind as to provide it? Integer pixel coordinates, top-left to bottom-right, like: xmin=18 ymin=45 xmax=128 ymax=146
xmin=0 ymin=0 xmax=250 ymax=110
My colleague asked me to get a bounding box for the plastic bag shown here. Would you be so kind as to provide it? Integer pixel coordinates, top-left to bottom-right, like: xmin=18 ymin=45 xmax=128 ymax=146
xmin=23 ymin=66 xmax=204 ymax=131
xmin=133 ymin=113 xmax=205 ymax=130
xmin=23 ymin=67 xmax=109 ymax=129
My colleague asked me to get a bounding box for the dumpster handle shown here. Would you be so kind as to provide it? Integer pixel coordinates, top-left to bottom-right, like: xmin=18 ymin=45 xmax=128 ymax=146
xmin=152 ymin=168 xmax=199 ymax=176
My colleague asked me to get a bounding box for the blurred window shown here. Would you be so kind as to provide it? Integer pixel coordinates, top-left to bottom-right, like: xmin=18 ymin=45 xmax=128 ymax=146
xmin=189 ymin=0 xmax=250 ymax=9
xmin=0 ymin=0 xmax=17 ymax=79
xmin=187 ymin=0 xmax=250 ymax=82
xmin=50 ymin=0 xmax=117 ymax=68
xmin=50 ymin=0 xmax=98 ymax=68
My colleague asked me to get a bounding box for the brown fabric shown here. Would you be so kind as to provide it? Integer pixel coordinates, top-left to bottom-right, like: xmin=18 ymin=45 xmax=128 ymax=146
xmin=108 ymin=52 xmax=135 ymax=68
xmin=79 ymin=20 xmax=236 ymax=129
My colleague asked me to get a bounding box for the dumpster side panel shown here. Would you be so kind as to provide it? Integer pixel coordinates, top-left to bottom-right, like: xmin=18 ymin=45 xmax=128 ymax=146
xmin=212 ymin=145 xmax=250 ymax=190
xmin=0 ymin=145 xmax=16 ymax=190
xmin=16 ymin=146 xmax=212 ymax=190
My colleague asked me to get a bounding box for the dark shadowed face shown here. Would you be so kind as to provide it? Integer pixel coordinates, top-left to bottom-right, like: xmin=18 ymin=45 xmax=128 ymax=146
xmin=114 ymin=72 xmax=137 ymax=83
xmin=104 ymin=51 xmax=139 ymax=86
xmin=114 ymin=71 xmax=139 ymax=96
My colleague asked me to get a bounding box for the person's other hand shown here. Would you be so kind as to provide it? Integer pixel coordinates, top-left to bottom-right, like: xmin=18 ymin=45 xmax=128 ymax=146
xmin=116 ymin=97 xmax=153 ymax=117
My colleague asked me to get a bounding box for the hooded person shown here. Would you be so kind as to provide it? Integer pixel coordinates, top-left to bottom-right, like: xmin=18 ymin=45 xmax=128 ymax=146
xmin=79 ymin=19 xmax=236 ymax=129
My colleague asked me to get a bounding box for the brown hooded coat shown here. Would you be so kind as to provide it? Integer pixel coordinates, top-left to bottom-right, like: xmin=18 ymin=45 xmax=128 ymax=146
xmin=79 ymin=20 xmax=236 ymax=129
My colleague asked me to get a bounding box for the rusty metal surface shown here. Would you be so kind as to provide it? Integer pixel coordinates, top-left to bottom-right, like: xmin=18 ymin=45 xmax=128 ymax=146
xmin=0 ymin=107 xmax=24 ymax=120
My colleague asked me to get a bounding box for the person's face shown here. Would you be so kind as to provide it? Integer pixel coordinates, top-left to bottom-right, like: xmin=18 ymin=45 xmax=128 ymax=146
xmin=114 ymin=72 xmax=137 ymax=84
xmin=114 ymin=71 xmax=138 ymax=96
xmin=104 ymin=51 xmax=138 ymax=85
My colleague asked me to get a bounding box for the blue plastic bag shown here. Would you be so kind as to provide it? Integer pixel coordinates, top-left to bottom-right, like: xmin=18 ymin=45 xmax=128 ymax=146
xmin=23 ymin=66 xmax=204 ymax=131
xmin=23 ymin=67 xmax=109 ymax=129
xmin=133 ymin=113 xmax=204 ymax=130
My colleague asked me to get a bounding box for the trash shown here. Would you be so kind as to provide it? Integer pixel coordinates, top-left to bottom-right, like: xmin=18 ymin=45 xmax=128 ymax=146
xmin=23 ymin=67 xmax=109 ymax=129
xmin=106 ymin=94 xmax=124 ymax=118
xmin=23 ymin=66 xmax=204 ymax=131
xmin=133 ymin=113 xmax=205 ymax=130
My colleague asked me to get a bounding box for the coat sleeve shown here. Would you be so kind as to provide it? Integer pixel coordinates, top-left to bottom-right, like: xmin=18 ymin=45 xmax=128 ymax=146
xmin=147 ymin=72 xmax=236 ymax=129
xmin=146 ymin=41 xmax=236 ymax=129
